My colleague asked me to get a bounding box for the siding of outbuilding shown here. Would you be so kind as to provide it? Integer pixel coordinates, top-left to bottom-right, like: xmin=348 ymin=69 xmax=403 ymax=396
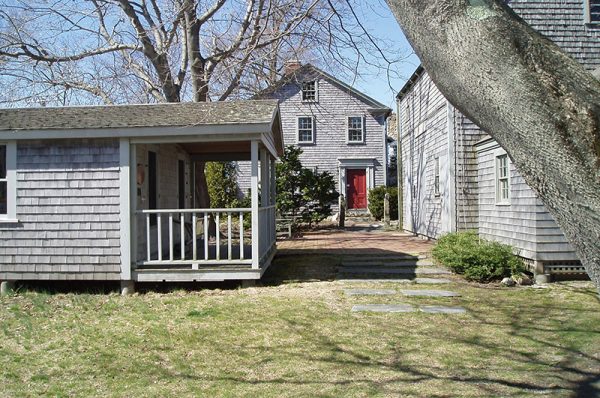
xmin=0 ymin=139 xmax=121 ymax=280
xmin=239 ymin=67 xmax=387 ymax=209
xmin=399 ymin=72 xmax=449 ymax=238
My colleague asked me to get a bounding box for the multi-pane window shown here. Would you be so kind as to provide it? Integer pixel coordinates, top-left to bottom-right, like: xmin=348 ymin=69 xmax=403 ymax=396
xmin=585 ymin=0 xmax=600 ymax=24
xmin=298 ymin=117 xmax=314 ymax=143
xmin=347 ymin=116 xmax=364 ymax=143
xmin=301 ymin=81 xmax=317 ymax=101
xmin=434 ymin=157 xmax=440 ymax=196
xmin=0 ymin=145 xmax=6 ymax=215
xmin=496 ymin=154 xmax=510 ymax=203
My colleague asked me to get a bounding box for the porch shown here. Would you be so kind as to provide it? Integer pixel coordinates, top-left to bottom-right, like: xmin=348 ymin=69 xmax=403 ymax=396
xmin=118 ymin=102 xmax=283 ymax=283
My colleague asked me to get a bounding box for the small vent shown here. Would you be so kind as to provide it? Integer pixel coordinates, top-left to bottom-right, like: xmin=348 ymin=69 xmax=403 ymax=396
xmin=544 ymin=260 xmax=586 ymax=274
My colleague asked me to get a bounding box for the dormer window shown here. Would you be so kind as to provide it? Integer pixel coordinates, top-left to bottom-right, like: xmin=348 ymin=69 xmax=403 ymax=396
xmin=584 ymin=0 xmax=600 ymax=24
xmin=302 ymin=81 xmax=317 ymax=102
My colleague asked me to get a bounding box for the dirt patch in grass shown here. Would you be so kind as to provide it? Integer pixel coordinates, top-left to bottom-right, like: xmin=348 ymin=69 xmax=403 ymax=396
xmin=1 ymin=254 xmax=599 ymax=397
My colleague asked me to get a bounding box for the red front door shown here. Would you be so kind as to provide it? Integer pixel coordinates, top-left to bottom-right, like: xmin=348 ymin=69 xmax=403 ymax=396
xmin=347 ymin=169 xmax=367 ymax=209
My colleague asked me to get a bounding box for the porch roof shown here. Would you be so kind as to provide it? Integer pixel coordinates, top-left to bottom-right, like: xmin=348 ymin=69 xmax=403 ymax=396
xmin=0 ymin=100 xmax=284 ymax=156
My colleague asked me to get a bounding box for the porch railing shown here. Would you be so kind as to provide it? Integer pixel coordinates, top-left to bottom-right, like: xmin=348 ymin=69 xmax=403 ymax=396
xmin=137 ymin=208 xmax=252 ymax=267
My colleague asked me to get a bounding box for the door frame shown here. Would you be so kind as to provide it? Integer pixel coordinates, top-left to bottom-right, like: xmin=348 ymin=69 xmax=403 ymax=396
xmin=338 ymin=158 xmax=376 ymax=209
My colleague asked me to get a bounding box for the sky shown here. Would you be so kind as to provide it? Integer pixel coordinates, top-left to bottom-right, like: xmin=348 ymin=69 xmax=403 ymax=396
xmin=341 ymin=2 xmax=421 ymax=109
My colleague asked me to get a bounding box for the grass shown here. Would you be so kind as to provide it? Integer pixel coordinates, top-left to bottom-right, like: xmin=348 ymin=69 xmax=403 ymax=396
xmin=1 ymin=254 xmax=599 ymax=397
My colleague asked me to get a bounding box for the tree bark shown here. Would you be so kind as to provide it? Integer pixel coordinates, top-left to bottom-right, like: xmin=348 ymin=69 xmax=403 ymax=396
xmin=386 ymin=0 xmax=600 ymax=290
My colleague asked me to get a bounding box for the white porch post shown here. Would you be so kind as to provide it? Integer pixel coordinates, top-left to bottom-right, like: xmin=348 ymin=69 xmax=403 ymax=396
xmin=270 ymin=157 xmax=276 ymax=206
xmin=130 ymin=143 xmax=137 ymax=269
xmin=251 ymin=141 xmax=260 ymax=269
xmin=260 ymin=148 xmax=269 ymax=206
xmin=119 ymin=138 xmax=132 ymax=282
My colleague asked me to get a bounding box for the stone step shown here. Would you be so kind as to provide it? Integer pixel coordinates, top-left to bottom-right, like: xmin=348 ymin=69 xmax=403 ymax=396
xmin=336 ymin=277 xmax=452 ymax=284
xmin=340 ymin=260 xmax=434 ymax=267
xmin=400 ymin=289 xmax=461 ymax=297
xmin=344 ymin=289 xmax=396 ymax=296
xmin=339 ymin=267 xmax=451 ymax=275
xmin=352 ymin=304 xmax=467 ymax=314
xmin=341 ymin=254 xmax=428 ymax=260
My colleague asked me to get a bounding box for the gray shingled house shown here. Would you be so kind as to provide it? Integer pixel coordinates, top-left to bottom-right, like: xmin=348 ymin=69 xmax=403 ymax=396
xmin=397 ymin=0 xmax=599 ymax=276
xmin=239 ymin=62 xmax=392 ymax=213
xmin=0 ymin=100 xmax=283 ymax=293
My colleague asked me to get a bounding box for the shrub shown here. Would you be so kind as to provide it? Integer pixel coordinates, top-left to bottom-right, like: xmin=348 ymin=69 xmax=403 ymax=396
xmin=276 ymin=146 xmax=338 ymax=226
xmin=432 ymin=231 xmax=525 ymax=283
xmin=368 ymin=186 xmax=398 ymax=220
xmin=205 ymin=161 xmax=239 ymax=208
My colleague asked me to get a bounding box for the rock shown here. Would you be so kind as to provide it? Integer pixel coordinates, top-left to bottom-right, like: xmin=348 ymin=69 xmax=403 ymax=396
xmin=515 ymin=273 xmax=533 ymax=286
xmin=501 ymin=277 xmax=516 ymax=287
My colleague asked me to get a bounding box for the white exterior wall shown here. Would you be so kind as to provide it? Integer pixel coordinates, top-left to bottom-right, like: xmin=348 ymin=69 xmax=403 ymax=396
xmin=0 ymin=139 xmax=121 ymax=280
xmin=399 ymin=72 xmax=451 ymax=238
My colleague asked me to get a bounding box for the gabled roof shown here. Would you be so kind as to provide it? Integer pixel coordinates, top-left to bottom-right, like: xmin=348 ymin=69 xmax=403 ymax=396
xmin=396 ymin=65 xmax=425 ymax=101
xmin=255 ymin=64 xmax=392 ymax=114
xmin=0 ymin=100 xmax=279 ymax=131
xmin=0 ymin=100 xmax=284 ymax=156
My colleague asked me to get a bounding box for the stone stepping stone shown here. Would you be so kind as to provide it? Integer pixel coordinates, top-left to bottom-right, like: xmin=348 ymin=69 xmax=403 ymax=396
xmin=344 ymin=289 xmax=396 ymax=296
xmin=419 ymin=305 xmax=467 ymax=314
xmin=352 ymin=304 xmax=416 ymax=313
xmin=400 ymin=289 xmax=461 ymax=297
xmin=415 ymin=278 xmax=452 ymax=284
xmin=339 ymin=267 xmax=451 ymax=275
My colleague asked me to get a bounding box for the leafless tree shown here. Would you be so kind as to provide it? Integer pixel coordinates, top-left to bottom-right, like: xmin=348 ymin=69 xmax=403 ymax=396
xmin=386 ymin=0 xmax=600 ymax=290
xmin=0 ymin=0 xmax=407 ymax=208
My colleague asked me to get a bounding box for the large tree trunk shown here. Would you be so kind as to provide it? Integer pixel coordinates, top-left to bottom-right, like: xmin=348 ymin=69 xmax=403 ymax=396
xmin=386 ymin=0 xmax=600 ymax=290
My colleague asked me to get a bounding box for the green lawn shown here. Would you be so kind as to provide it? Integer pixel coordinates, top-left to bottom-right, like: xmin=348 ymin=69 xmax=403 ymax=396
xmin=1 ymin=255 xmax=599 ymax=397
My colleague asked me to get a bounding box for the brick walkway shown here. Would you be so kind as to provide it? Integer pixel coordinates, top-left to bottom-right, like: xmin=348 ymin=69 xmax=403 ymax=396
xmin=277 ymin=222 xmax=434 ymax=257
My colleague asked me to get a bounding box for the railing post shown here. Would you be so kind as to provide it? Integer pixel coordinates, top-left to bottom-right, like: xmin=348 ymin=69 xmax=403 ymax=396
xmin=251 ymin=141 xmax=260 ymax=269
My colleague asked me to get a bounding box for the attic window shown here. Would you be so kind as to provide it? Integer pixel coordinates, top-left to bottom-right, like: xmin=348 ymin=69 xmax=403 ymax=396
xmin=585 ymin=0 xmax=600 ymax=24
xmin=302 ymin=81 xmax=317 ymax=102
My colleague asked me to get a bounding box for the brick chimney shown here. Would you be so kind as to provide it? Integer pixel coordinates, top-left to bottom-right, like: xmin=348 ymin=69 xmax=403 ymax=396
xmin=284 ymin=60 xmax=302 ymax=75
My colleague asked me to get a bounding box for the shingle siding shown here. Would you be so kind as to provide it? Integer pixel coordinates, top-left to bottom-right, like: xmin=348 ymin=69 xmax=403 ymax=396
xmin=0 ymin=140 xmax=121 ymax=280
xmin=239 ymin=67 xmax=388 ymax=209
xmin=399 ymin=73 xmax=449 ymax=238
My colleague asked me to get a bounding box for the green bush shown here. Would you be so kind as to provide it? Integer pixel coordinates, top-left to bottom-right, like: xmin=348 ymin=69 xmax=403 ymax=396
xmin=276 ymin=146 xmax=338 ymax=226
xmin=432 ymin=231 xmax=525 ymax=283
xmin=368 ymin=186 xmax=398 ymax=221
xmin=205 ymin=161 xmax=239 ymax=208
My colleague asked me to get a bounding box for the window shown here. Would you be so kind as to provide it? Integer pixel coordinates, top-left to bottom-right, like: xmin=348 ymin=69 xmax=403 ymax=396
xmin=301 ymin=81 xmax=317 ymax=102
xmin=584 ymin=0 xmax=600 ymax=24
xmin=347 ymin=116 xmax=365 ymax=143
xmin=434 ymin=157 xmax=440 ymax=196
xmin=0 ymin=142 xmax=16 ymax=222
xmin=297 ymin=117 xmax=314 ymax=144
xmin=496 ymin=154 xmax=510 ymax=203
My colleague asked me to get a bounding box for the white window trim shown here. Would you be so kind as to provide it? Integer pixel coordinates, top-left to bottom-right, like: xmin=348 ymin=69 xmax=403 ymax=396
xmin=0 ymin=141 xmax=17 ymax=223
xmin=495 ymin=152 xmax=510 ymax=205
xmin=434 ymin=156 xmax=440 ymax=197
xmin=346 ymin=115 xmax=366 ymax=144
xmin=301 ymin=80 xmax=318 ymax=103
xmin=297 ymin=116 xmax=315 ymax=144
